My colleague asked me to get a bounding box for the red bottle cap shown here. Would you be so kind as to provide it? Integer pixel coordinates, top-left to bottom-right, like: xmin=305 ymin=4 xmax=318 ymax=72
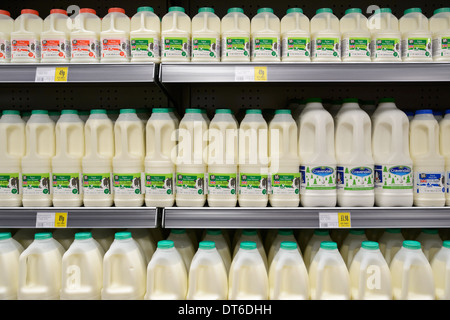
xmin=21 ymin=9 xmax=39 ymax=16
xmin=0 ymin=10 xmax=10 ymax=17
xmin=80 ymin=8 xmax=97 ymax=15
xmin=108 ymin=8 xmax=125 ymax=14
xmin=50 ymin=9 xmax=67 ymax=15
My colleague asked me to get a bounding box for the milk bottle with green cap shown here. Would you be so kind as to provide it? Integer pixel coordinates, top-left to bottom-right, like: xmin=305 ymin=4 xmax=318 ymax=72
xmin=267 ymin=230 xmax=299 ymax=266
xmin=0 ymin=10 xmax=13 ymax=63
xmin=430 ymin=8 xmax=450 ymax=61
xmin=70 ymin=8 xmax=101 ymax=63
xmin=281 ymin=8 xmax=311 ymax=62
xmin=232 ymin=229 xmax=268 ymax=270
xmin=202 ymin=229 xmax=232 ymax=272
xmin=101 ymin=8 xmax=131 ymax=63
xmin=130 ymin=7 xmax=160 ymax=62
xmin=368 ymin=8 xmax=401 ymax=62
xmin=400 ymin=8 xmax=432 ymax=61
xmin=82 ymin=109 xmax=114 ymax=207
xmin=167 ymin=229 xmax=196 ymax=271
xmin=113 ymin=109 xmax=145 ymax=207
xmin=161 ymin=7 xmax=191 ymax=62
xmin=340 ymin=229 xmax=368 ymax=268
xmin=221 ymin=8 xmax=250 ymax=61
xmin=41 ymin=9 xmax=71 ymax=63
xmin=431 ymin=240 xmax=450 ymax=299
xmin=11 ymin=9 xmax=43 ymax=63
xmin=0 ymin=232 xmax=23 ymax=300
xmin=304 ymin=229 xmax=332 ymax=270
xmin=439 ymin=110 xmax=450 ymax=205
xmin=378 ymin=229 xmax=404 ymax=266
xmin=416 ymin=229 xmax=442 ymax=262
xmin=340 ymin=8 xmax=371 ymax=61
xmin=311 ymin=8 xmax=341 ymax=62
xmin=145 ymin=108 xmax=177 ymax=207
xmin=191 ymin=8 xmax=220 ymax=62
xmin=251 ymin=8 xmax=281 ymax=62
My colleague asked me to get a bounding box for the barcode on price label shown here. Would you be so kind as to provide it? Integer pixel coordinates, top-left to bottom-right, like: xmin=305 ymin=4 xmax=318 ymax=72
xmin=319 ymin=212 xmax=351 ymax=228
xmin=36 ymin=212 xmax=68 ymax=228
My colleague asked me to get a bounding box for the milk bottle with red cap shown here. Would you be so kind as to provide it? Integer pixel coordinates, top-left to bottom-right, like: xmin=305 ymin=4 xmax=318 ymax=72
xmin=0 ymin=10 xmax=13 ymax=63
xmin=70 ymin=8 xmax=101 ymax=63
xmin=11 ymin=9 xmax=43 ymax=63
xmin=130 ymin=7 xmax=161 ymax=62
xmin=41 ymin=9 xmax=71 ymax=63
xmin=101 ymin=8 xmax=131 ymax=63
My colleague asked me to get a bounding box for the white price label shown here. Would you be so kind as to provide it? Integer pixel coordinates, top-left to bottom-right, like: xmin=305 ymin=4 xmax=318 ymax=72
xmin=319 ymin=212 xmax=339 ymax=228
xmin=234 ymin=67 xmax=255 ymax=81
xmin=36 ymin=212 xmax=68 ymax=228
xmin=35 ymin=67 xmax=56 ymax=82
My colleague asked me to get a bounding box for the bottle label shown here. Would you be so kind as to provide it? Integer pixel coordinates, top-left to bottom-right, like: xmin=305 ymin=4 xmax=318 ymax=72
xmin=300 ymin=166 xmax=336 ymax=193
xmin=371 ymin=38 xmax=401 ymax=59
xmin=82 ymin=173 xmax=112 ymax=195
xmin=145 ymin=173 xmax=174 ymax=195
xmin=282 ymin=37 xmax=311 ymax=57
xmin=41 ymin=38 xmax=70 ymax=59
xmin=176 ymin=173 xmax=205 ymax=195
xmin=432 ymin=37 xmax=450 ymax=57
xmin=222 ymin=36 xmax=250 ymax=57
xmin=113 ymin=173 xmax=143 ymax=195
xmin=447 ymin=171 xmax=450 ymax=194
xmin=0 ymin=39 xmax=11 ymax=60
xmin=414 ymin=172 xmax=445 ymax=194
xmin=375 ymin=165 xmax=413 ymax=190
xmin=342 ymin=37 xmax=371 ymax=58
xmin=162 ymin=37 xmax=190 ymax=58
xmin=22 ymin=173 xmax=51 ymax=195
xmin=11 ymin=39 xmax=40 ymax=59
xmin=52 ymin=173 xmax=81 ymax=195
xmin=208 ymin=173 xmax=237 ymax=195
xmin=0 ymin=173 xmax=20 ymax=195
xmin=239 ymin=173 xmax=268 ymax=195
xmin=131 ymin=38 xmax=160 ymax=59
xmin=312 ymin=37 xmax=340 ymax=58
xmin=402 ymin=37 xmax=432 ymax=58
xmin=337 ymin=166 xmax=374 ymax=191
xmin=252 ymin=37 xmax=280 ymax=58
xmin=71 ymin=38 xmax=100 ymax=59
xmin=192 ymin=37 xmax=220 ymax=58
xmin=101 ymin=38 xmax=130 ymax=59
xmin=269 ymin=173 xmax=300 ymax=195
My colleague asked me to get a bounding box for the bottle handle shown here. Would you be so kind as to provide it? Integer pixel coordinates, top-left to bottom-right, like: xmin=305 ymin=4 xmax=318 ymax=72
xmin=401 ymin=258 xmax=412 ymax=299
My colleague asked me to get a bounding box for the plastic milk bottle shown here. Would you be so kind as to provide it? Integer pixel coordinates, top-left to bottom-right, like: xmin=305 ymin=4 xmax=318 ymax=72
xmin=221 ymin=8 xmax=250 ymax=61
xmin=191 ymin=7 xmax=220 ymax=62
xmin=304 ymin=229 xmax=333 ymax=270
xmin=100 ymin=8 xmax=131 ymax=63
xmin=167 ymin=229 xmax=195 ymax=271
xmin=430 ymin=8 xmax=450 ymax=61
xmin=161 ymin=7 xmax=191 ymax=62
xmin=11 ymin=9 xmax=43 ymax=63
xmin=70 ymin=8 xmax=101 ymax=63
xmin=416 ymin=229 xmax=442 ymax=262
xmin=340 ymin=8 xmax=371 ymax=61
xmin=281 ymin=8 xmax=311 ymax=62
xmin=0 ymin=232 xmax=24 ymax=300
xmin=431 ymin=240 xmax=450 ymax=300
xmin=232 ymin=229 xmax=268 ymax=270
xmin=0 ymin=10 xmax=14 ymax=63
xmin=340 ymin=229 xmax=368 ymax=268
xmin=267 ymin=230 xmax=299 ymax=267
xmin=202 ymin=229 xmax=232 ymax=272
xmin=368 ymin=8 xmax=402 ymax=62
xmin=41 ymin=9 xmax=71 ymax=63
xmin=378 ymin=228 xmax=405 ymax=266
xmin=399 ymin=8 xmax=432 ymax=61
xmin=439 ymin=109 xmax=450 ymax=206
xmin=310 ymin=8 xmax=341 ymax=62
xmin=251 ymin=8 xmax=281 ymax=62
xmin=130 ymin=7 xmax=161 ymax=62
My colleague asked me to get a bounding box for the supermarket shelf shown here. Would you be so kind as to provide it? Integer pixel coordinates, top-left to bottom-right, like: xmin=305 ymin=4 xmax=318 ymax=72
xmin=159 ymin=62 xmax=450 ymax=83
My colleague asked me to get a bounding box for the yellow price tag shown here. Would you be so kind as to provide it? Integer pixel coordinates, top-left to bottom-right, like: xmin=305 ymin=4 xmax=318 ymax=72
xmin=54 ymin=212 xmax=68 ymax=228
xmin=254 ymin=66 xmax=268 ymax=81
xmin=55 ymin=67 xmax=68 ymax=82
xmin=338 ymin=212 xmax=351 ymax=228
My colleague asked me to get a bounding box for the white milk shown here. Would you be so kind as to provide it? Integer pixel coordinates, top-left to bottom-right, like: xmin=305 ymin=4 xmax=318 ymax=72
xmin=18 ymin=232 xmax=65 ymax=300
xmin=221 ymin=8 xmax=250 ymax=61
xmin=145 ymin=240 xmax=187 ymax=300
xmin=127 ymin=229 xmax=156 ymax=264
xmin=228 ymin=241 xmax=269 ymax=300
xmin=41 ymin=9 xmax=71 ymax=63
xmin=60 ymin=232 xmax=104 ymax=300
xmin=310 ymin=8 xmax=341 ymax=62
xmin=52 ymin=110 xmax=84 ymax=207
xmin=113 ymin=109 xmax=145 ymax=207
xmin=176 ymin=109 xmax=208 ymax=207
xmin=233 ymin=229 xmax=268 ymax=270
xmin=335 ymin=99 xmax=374 ymax=207
xmin=202 ymin=229 xmax=232 ymax=272
xmin=145 ymin=108 xmax=177 ymax=207
xmin=251 ymin=8 xmax=281 ymax=62
xmin=22 ymin=110 xmax=55 ymax=207
xmin=269 ymin=241 xmax=309 ymax=300
xmin=100 ymin=8 xmax=131 ymax=63
xmin=390 ymin=240 xmax=435 ymax=300
xmin=11 ymin=9 xmax=43 ymax=63
xmin=0 ymin=10 xmax=13 ymax=63
xmin=309 ymin=241 xmax=350 ymax=300
xmin=281 ymin=8 xmax=311 ymax=62
xmin=207 ymin=109 xmax=238 ymax=207
xmin=303 ymin=229 xmax=333 ymax=270
xmin=167 ymin=229 xmax=195 ymax=271
xmin=416 ymin=229 xmax=442 ymax=262
xmin=340 ymin=8 xmax=371 ymax=62
xmin=372 ymin=98 xmax=413 ymax=207
xmin=267 ymin=230 xmax=299 ymax=267
xmin=101 ymin=232 xmax=147 ymax=300
xmin=269 ymin=110 xmax=300 ymax=207
xmin=410 ymin=109 xmax=445 ymax=207
xmin=440 ymin=110 xmax=450 ymax=205
xmin=238 ymin=109 xmax=269 ymax=207
xmin=0 ymin=110 xmax=25 ymax=207
xmin=82 ymin=109 xmax=114 ymax=207
xmin=70 ymin=8 xmax=101 ymax=63
xmin=430 ymin=8 xmax=450 ymax=61
xmin=368 ymin=8 xmax=402 ymax=62
xmin=161 ymin=7 xmax=191 ymax=62
xmin=130 ymin=7 xmax=161 ymax=62
xmin=378 ymin=228 xmax=405 ymax=266
xmin=0 ymin=232 xmax=24 ymax=300
xmin=349 ymin=241 xmax=392 ymax=300
xmin=191 ymin=7 xmax=220 ymax=62
xmin=431 ymin=240 xmax=450 ymax=299
xmin=340 ymin=229 xmax=368 ymax=269
xmin=187 ymin=241 xmax=228 ymax=300
xmin=298 ymin=99 xmax=337 ymax=207
xmin=399 ymin=8 xmax=432 ymax=61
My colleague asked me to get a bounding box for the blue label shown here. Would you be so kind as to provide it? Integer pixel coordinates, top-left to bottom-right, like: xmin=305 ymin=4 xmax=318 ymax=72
xmin=350 ymin=167 xmax=372 ymax=177
xmin=389 ymin=166 xmax=412 ymax=176
xmin=311 ymin=166 xmax=334 ymax=177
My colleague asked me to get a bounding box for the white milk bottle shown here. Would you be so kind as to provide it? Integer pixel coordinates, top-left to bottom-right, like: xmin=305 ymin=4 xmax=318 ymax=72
xmin=82 ymin=109 xmax=114 ymax=207
xmin=145 ymin=108 xmax=177 ymax=207
xmin=167 ymin=229 xmax=195 ymax=270
xmin=440 ymin=110 xmax=450 ymax=205
xmin=101 ymin=232 xmax=147 ymax=300
xmin=130 ymin=7 xmax=161 ymax=62
xmin=70 ymin=8 xmax=101 ymax=63
xmin=229 ymin=241 xmax=269 ymax=300
xmin=113 ymin=109 xmax=144 ymax=207
xmin=340 ymin=8 xmax=371 ymax=62
xmin=202 ymin=229 xmax=232 ymax=272
xmin=0 ymin=10 xmax=13 ymax=63
xmin=269 ymin=241 xmax=309 ymax=300
xmin=161 ymin=7 xmax=191 ymax=62
xmin=100 ymin=8 xmax=131 ymax=63
xmin=430 ymin=8 xmax=450 ymax=61
xmin=52 ymin=110 xmax=84 ymax=207
xmin=18 ymin=232 xmax=65 ymax=300
xmin=372 ymin=98 xmax=413 ymax=207
xmin=390 ymin=240 xmax=435 ymax=300
xmin=251 ymin=8 xmax=281 ymax=62
xmin=191 ymin=8 xmax=220 ymax=62
xmin=311 ymin=8 xmax=341 ymax=62
xmin=41 ymin=9 xmax=71 ymax=63
xmin=267 ymin=230 xmax=299 ymax=267
xmin=368 ymin=8 xmax=402 ymax=62
xmin=221 ymin=8 xmax=250 ymax=61
xmin=309 ymin=241 xmax=350 ymax=300
xmin=431 ymin=240 xmax=450 ymax=299
xmin=0 ymin=110 xmax=25 ymax=207
xmin=187 ymin=241 xmax=228 ymax=300
xmin=416 ymin=229 xmax=442 ymax=262
xmin=22 ymin=110 xmax=55 ymax=207
xmin=340 ymin=229 xmax=368 ymax=268
xmin=127 ymin=229 xmax=156 ymax=264
xmin=233 ymin=229 xmax=268 ymax=269
xmin=269 ymin=110 xmax=300 ymax=207
xmin=399 ymin=8 xmax=432 ymax=61
xmin=60 ymin=232 xmax=104 ymax=300
xmin=298 ymin=98 xmax=337 ymax=207
xmin=207 ymin=109 xmax=238 ymax=207
xmin=176 ymin=108 xmax=207 ymax=207
xmin=11 ymin=9 xmax=43 ymax=63
xmin=379 ymin=228 xmax=405 ymax=266
xmin=238 ymin=109 xmax=269 ymax=207
xmin=0 ymin=232 xmax=24 ymax=300
xmin=304 ymin=229 xmax=333 ymax=270
xmin=410 ymin=109 xmax=445 ymax=207
xmin=349 ymin=241 xmax=392 ymax=300
xmin=145 ymin=240 xmax=187 ymax=300
xmin=281 ymin=8 xmax=311 ymax=62
xmin=335 ymin=99 xmax=374 ymax=207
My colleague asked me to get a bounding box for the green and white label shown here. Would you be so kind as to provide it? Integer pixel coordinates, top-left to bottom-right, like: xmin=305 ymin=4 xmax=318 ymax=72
xmin=300 ymin=166 xmax=336 ymax=193
xmin=222 ymin=36 xmax=250 ymax=57
xmin=252 ymin=37 xmax=280 ymax=58
xmin=52 ymin=173 xmax=81 ymax=195
xmin=176 ymin=173 xmax=205 ymax=195
xmin=312 ymin=38 xmax=340 ymax=58
xmin=402 ymin=37 xmax=432 ymax=58
xmin=162 ymin=37 xmax=189 ymax=58
xmin=0 ymin=173 xmax=20 ymax=195
xmin=192 ymin=37 xmax=219 ymax=58
xmin=270 ymin=173 xmax=300 ymax=195
xmin=113 ymin=173 xmax=142 ymax=195
xmin=239 ymin=173 xmax=268 ymax=195
xmin=375 ymin=165 xmax=413 ymax=190
xmin=208 ymin=173 xmax=237 ymax=195
xmin=22 ymin=173 xmax=51 ymax=195
xmin=131 ymin=38 xmax=160 ymax=58
xmin=337 ymin=166 xmax=374 ymax=191
xmin=342 ymin=37 xmax=371 ymax=57
xmin=372 ymin=38 xmax=401 ymax=59
xmin=433 ymin=37 xmax=450 ymax=57
xmin=282 ymin=37 xmax=311 ymax=57
xmin=83 ymin=173 xmax=111 ymax=195
xmin=145 ymin=173 xmax=174 ymax=195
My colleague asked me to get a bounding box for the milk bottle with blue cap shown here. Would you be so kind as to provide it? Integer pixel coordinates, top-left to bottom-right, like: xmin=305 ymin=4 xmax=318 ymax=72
xmin=311 ymin=8 xmax=341 ymax=62
xmin=100 ymin=8 xmax=131 ymax=63
xmin=281 ymin=8 xmax=310 ymax=61
xmin=431 ymin=240 xmax=450 ymax=299
xmin=161 ymin=7 xmax=191 ymax=62
xmin=368 ymin=8 xmax=402 ymax=62
xmin=130 ymin=7 xmax=161 ymax=62
xmin=221 ymin=8 xmax=250 ymax=61
xmin=11 ymin=9 xmax=43 ymax=63
xmin=440 ymin=109 xmax=450 ymax=206
xmin=0 ymin=10 xmax=13 ymax=63
xmin=399 ymin=8 xmax=432 ymax=61
xmin=70 ymin=8 xmax=101 ymax=63
xmin=340 ymin=8 xmax=371 ymax=61
xmin=191 ymin=8 xmax=221 ymax=62
xmin=251 ymin=8 xmax=281 ymax=62
xmin=0 ymin=232 xmax=23 ymax=300
xmin=41 ymin=9 xmax=71 ymax=63
xmin=430 ymin=8 xmax=450 ymax=61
